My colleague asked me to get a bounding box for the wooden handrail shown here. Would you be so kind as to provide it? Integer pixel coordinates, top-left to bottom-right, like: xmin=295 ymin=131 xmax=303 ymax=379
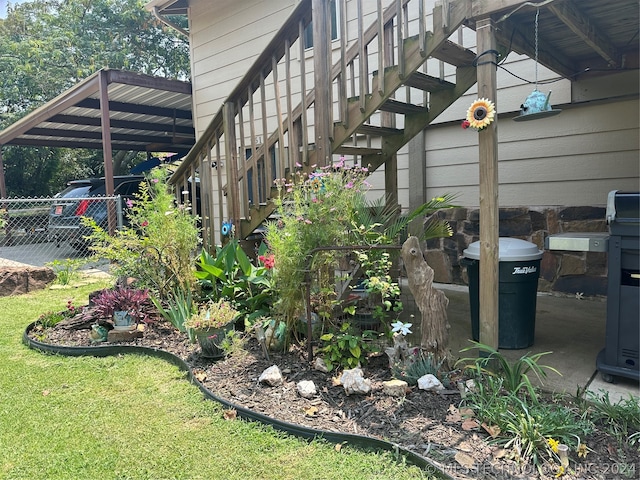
xmin=169 ymin=0 xmax=473 ymax=245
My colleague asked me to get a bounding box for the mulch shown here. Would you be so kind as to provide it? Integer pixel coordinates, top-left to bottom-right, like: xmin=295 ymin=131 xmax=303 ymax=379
xmin=29 ymin=319 xmax=637 ymax=480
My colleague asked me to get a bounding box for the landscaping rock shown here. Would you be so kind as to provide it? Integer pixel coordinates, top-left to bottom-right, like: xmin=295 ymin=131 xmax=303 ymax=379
xmin=296 ymin=380 xmax=317 ymax=399
xmin=0 ymin=266 xmax=55 ymax=297
xmin=340 ymin=368 xmax=371 ymax=396
xmin=382 ymin=379 xmax=408 ymax=397
xmin=107 ymin=329 xmax=143 ymax=343
xmin=259 ymin=365 xmax=283 ymax=386
xmin=417 ymin=374 xmax=444 ymax=391
xmin=313 ymin=357 xmax=329 ymax=373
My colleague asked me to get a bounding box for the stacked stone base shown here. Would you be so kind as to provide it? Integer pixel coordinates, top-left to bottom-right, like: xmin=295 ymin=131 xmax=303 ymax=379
xmin=424 ymin=205 xmax=608 ymax=297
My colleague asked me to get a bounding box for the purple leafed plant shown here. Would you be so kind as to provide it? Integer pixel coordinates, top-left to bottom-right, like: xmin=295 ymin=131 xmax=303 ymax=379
xmin=91 ymin=286 xmax=156 ymax=324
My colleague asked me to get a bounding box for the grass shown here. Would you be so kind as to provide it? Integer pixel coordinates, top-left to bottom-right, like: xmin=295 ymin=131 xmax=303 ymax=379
xmin=0 ymin=281 xmax=433 ymax=480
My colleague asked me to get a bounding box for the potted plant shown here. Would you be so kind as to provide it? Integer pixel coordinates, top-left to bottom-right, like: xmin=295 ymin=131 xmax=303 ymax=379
xmin=91 ymin=286 xmax=154 ymax=331
xmin=184 ymin=300 xmax=240 ymax=358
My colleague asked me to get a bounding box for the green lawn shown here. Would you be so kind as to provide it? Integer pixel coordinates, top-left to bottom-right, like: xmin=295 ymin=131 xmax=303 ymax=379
xmin=0 ymin=281 xmax=432 ymax=480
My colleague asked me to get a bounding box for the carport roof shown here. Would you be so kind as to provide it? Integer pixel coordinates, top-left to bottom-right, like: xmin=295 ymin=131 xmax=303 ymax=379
xmin=0 ymin=68 xmax=194 ymax=154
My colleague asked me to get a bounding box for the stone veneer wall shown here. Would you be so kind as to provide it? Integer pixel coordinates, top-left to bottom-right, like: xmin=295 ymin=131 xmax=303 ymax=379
xmin=423 ymin=206 xmax=608 ymax=297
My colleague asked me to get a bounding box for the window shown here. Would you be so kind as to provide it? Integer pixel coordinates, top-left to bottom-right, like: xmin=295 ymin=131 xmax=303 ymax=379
xmin=303 ymin=0 xmax=339 ymax=49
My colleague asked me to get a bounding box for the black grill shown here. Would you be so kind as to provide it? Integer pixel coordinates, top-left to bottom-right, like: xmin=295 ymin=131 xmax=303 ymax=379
xmin=597 ymin=191 xmax=640 ymax=382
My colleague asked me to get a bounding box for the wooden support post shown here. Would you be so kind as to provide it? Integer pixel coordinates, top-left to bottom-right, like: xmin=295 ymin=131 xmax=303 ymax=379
xmin=476 ymin=17 xmax=499 ymax=351
xmin=98 ymin=70 xmax=116 ymax=236
xmin=312 ymin=0 xmax=332 ymax=167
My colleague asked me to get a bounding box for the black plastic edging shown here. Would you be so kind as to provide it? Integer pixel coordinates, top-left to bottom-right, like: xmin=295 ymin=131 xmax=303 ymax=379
xmin=23 ymin=323 xmax=453 ymax=479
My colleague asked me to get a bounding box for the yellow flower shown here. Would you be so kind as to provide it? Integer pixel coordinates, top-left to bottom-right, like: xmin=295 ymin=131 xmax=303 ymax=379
xmin=577 ymin=443 xmax=588 ymax=458
xmin=466 ymin=98 xmax=496 ymax=130
xmin=555 ymin=465 xmax=565 ymax=477
xmin=547 ymin=438 xmax=560 ymax=453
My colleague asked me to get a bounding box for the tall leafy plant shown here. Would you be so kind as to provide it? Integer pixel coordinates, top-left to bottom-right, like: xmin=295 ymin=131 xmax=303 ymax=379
xmin=195 ymin=240 xmax=273 ymax=324
xmin=84 ymin=167 xmax=200 ymax=297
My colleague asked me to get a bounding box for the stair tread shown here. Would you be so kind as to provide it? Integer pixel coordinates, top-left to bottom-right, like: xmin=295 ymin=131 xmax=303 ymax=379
xmin=379 ymin=98 xmax=427 ymax=115
xmin=355 ymin=124 xmax=403 ymax=136
xmin=431 ymin=39 xmax=477 ymax=67
xmin=404 ymin=71 xmax=455 ymax=91
xmin=335 ymin=145 xmax=383 ymax=156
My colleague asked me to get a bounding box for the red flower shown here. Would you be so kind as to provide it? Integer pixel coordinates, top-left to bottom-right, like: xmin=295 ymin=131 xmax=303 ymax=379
xmin=461 ymin=120 xmax=471 ymax=129
xmin=141 ymin=220 xmax=149 ymax=227
xmin=258 ymin=254 xmax=275 ymax=269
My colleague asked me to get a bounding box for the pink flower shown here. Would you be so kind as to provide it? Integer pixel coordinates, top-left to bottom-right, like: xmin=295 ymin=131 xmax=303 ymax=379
xmin=345 ymin=182 xmax=354 ymax=189
xmin=461 ymin=120 xmax=471 ymax=129
xmin=126 ymin=199 xmax=134 ymax=208
xmin=304 ymin=219 xmax=312 ymax=224
xmin=259 ymin=254 xmax=275 ymax=269
xmin=151 ymin=178 xmax=159 ymax=183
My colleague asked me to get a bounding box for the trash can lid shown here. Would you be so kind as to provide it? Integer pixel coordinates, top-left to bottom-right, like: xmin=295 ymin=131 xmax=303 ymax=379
xmin=463 ymin=238 xmax=543 ymax=261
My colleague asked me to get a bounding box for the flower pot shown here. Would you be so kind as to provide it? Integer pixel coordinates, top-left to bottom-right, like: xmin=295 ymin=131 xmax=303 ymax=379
xmin=194 ymin=324 xmax=234 ymax=359
xmin=113 ymin=311 xmax=136 ymax=331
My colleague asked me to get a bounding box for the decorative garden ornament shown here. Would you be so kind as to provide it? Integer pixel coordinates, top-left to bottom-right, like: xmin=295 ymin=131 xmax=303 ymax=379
xmin=513 ymin=8 xmax=561 ymax=122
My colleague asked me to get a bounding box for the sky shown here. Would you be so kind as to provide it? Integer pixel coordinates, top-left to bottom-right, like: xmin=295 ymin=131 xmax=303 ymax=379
xmin=1 ymin=0 xmax=30 ymax=19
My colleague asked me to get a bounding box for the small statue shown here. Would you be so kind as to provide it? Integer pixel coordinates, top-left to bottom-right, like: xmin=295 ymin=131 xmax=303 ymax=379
xmin=90 ymin=324 xmax=109 ymax=343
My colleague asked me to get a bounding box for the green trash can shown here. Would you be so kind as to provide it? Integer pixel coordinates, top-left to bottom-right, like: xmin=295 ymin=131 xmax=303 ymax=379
xmin=462 ymin=238 xmax=543 ymax=349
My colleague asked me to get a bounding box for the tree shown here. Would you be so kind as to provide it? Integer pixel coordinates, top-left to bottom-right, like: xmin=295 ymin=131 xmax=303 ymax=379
xmin=0 ymin=0 xmax=190 ymax=196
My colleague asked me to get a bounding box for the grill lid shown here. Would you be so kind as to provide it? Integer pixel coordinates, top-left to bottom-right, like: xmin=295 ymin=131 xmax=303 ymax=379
xmin=607 ymin=190 xmax=640 ymax=224
xmin=607 ymin=191 xmax=640 ymax=237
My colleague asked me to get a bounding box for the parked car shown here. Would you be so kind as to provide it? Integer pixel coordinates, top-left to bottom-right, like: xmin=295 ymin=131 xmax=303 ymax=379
xmin=48 ymin=175 xmax=144 ymax=251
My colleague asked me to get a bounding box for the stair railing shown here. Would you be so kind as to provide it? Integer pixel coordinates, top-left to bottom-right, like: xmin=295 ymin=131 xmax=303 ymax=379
xmin=169 ymin=0 xmax=469 ymax=246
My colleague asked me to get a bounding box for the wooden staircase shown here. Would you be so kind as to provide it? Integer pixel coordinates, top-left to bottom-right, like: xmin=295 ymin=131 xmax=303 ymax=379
xmin=169 ymin=0 xmax=476 ymax=249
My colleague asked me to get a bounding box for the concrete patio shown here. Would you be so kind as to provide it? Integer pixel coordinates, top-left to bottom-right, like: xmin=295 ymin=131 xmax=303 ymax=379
xmin=436 ymin=283 xmax=639 ymax=403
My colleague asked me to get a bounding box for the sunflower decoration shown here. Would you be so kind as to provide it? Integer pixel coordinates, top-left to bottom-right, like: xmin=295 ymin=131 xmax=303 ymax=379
xmin=462 ymin=98 xmax=496 ymax=131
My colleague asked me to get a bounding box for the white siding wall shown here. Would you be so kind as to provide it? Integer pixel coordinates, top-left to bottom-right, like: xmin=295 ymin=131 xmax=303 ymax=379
xmin=188 ymin=0 xmax=297 ymax=136
xmin=419 ymin=97 xmax=639 ymax=208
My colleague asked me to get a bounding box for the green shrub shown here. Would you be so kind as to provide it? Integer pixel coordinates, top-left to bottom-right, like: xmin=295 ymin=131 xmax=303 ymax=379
xmin=83 ymin=167 xmax=199 ymax=296
xmin=456 ymin=341 xmax=560 ymax=401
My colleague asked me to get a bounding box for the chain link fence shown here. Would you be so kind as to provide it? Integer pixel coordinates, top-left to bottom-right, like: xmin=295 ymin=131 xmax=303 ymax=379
xmin=0 ymin=196 xmax=122 ymax=270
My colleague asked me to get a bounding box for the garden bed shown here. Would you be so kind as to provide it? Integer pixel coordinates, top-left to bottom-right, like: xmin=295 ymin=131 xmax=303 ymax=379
xmin=26 ymin=320 xmax=638 ymax=480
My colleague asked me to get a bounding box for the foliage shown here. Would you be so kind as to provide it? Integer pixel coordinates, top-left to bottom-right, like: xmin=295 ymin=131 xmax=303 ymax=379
xmin=36 ymin=299 xmax=80 ymax=328
xmin=217 ymin=330 xmax=249 ymax=359
xmin=195 ymin=240 xmax=273 ymax=324
xmin=265 ymin=159 xmax=458 ymax=339
xmin=457 ymin=344 xmax=594 ymax=472
xmin=265 ymin=161 xmax=370 ymax=331
xmin=392 ymin=351 xmax=447 ymax=387
xmin=499 ymin=398 xmax=592 ymax=469
xmin=91 ymin=286 xmax=155 ymax=324
xmin=456 ymin=341 xmax=560 ymax=401
xmin=0 ymin=208 xmax=6 ymax=229
xmin=0 ymin=0 xmax=190 ymax=196
xmin=318 ymin=323 xmax=379 ymax=371
xmin=586 ymin=390 xmax=640 ymax=447
xmin=46 ymin=258 xmax=86 ymax=285
xmin=84 ymin=167 xmax=200 ymax=296
xmin=184 ymin=299 xmax=240 ymax=331
xmin=351 ymin=193 xmax=458 ymax=245
xmin=151 ymin=287 xmax=195 ymax=335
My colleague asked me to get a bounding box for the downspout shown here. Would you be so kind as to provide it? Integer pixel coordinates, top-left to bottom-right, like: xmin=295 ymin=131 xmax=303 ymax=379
xmin=152 ymin=6 xmax=189 ymax=37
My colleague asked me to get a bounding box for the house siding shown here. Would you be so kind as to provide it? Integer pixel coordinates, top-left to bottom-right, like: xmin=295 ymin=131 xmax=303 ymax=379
xmin=184 ymin=0 xmax=638 ymax=295
xmin=189 ymin=0 xmax=296 ymax=136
